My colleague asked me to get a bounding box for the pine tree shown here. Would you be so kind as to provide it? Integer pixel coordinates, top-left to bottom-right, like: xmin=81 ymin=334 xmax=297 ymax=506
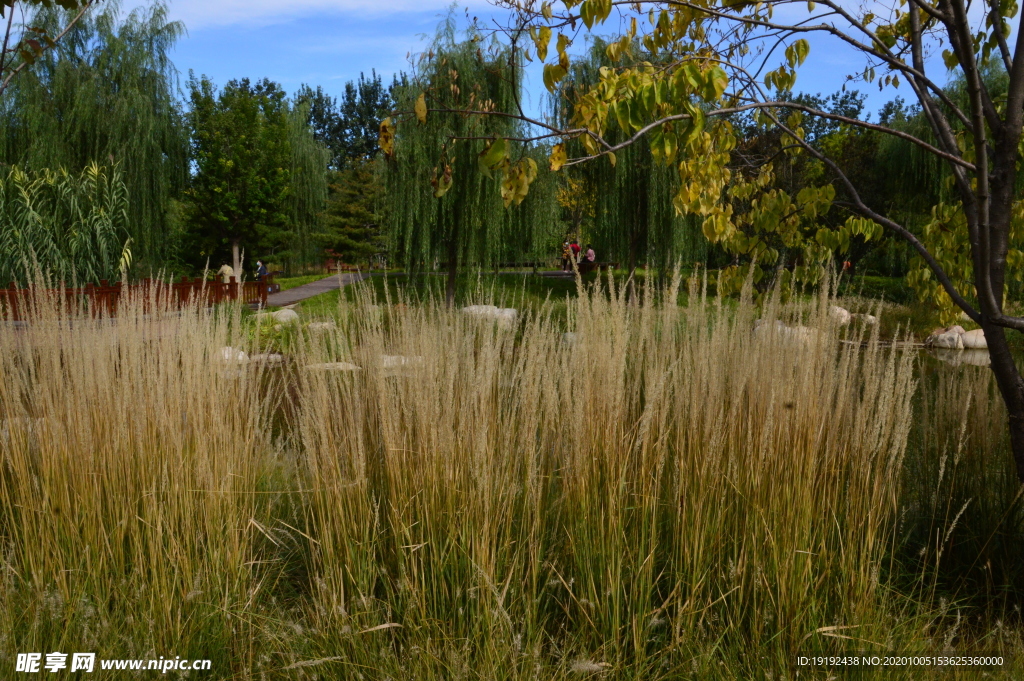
xmin=314 ymin=163 xmax=384 ymax=266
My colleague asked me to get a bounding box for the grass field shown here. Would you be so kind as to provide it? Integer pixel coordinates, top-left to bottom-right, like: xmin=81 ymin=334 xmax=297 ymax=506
xmin=1 ymin=277 xmax=1021 ymax=679
xmin=274 ymin=274 xmax=335 ymax=291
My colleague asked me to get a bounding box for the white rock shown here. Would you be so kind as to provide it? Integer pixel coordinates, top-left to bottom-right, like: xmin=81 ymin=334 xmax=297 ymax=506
xmin=926 ymin=329 xmax=964 ymax=350
xmin=947 ymin=325 xmax=966 ymax=335
xmin=829 ymin=305 xmax=851 ymax=325
xmin=272 ymin=308 xmax=300 ymax=324
xmin=753 ymin=319 xmax=788 ymax=336
xmin=306 ymin=321 xmax=337 ymax=332
xmin=961 ymin=328 xmax=987 ymax=349
xmin=304 ymin=362 xmax=361 ymax=371
xmin=462 ymin=304 xmax=499 ymax=316
xmin=462 ymin=304 xmax=518 ymax=327
xmin=220 ymin=346 xmax=249 ymax=363
xmin=381 ymin=355 xmax=424 ymax=370
xmin=852 ymin=313 xmax=878 ymax=325
xmin=753 ymin=319 xmax=819 ymax=346
xmin=250 ymin=353 xmax=284 ymax=364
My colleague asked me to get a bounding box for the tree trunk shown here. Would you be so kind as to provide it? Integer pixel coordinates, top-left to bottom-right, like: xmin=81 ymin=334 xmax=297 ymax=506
xmin=231 ymin=239 xmax=241 ymax=279
xmin=983 ymin=323 xmax=1024 ymax=481
xmin=446 ymin=232 xmax=458 ymax=308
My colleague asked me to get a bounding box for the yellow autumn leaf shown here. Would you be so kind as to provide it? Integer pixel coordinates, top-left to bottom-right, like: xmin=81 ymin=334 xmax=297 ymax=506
xmin=415 ymin=93 xmax=427 ymax=124
xmin=378 ymin=117 xmax=395 ymax=157
xmin=431 ymin=164 xmax=453 ymax=198
xmin=549 ymin=143 xmax=567 ymax=171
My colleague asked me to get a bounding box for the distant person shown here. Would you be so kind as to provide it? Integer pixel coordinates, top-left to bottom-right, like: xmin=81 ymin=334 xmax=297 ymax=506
xmin=217 ymin=263 xmax=234 ymax=284
xmin=570 ymin=240 xmax=581 ymax=263
xmin=256 ymin=260 xmax=268 ymax=281
xmin=561 ymin=242 xmax=572 ymax=271
xmin=584 ymin=245 xmax=596 ymax=263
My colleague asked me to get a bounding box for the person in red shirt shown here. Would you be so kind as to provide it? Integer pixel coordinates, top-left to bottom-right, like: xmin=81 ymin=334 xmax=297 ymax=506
xmin=570 ymin=240 xmax=581 ymax=263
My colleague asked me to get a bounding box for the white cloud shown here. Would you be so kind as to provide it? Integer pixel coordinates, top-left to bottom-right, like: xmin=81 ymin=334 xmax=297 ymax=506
xmin=142 ymin=0 xmax=490 ymax=30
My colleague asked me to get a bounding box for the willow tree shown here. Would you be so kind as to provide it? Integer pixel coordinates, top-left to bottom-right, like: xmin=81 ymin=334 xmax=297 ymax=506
xmin=430 ymin=0 xmax=1024 ymax=482
xmin=286 ymin=102 xmax=330 ymax=268
xmin=0 ymin=1 xmax=188 ymax=272
xmin=0 ymin=0 xmax=97 ymax=98
xmin=382 ymin=18 xmax=558 ymax=304
xmin=554 ymin=39 xmax=710 ymax=278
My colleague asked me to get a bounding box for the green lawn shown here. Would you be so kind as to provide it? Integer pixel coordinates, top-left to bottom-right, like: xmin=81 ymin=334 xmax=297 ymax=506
xmin=272 ymin=273 xmax=334 ymax=291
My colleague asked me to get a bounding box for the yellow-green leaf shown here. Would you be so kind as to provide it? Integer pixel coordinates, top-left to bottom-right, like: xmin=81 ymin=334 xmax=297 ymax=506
xmin=431 ymin=164 xmax=453 ymax=198
xmin=549 ymin=143 xmax=567 ymax=171
xmin=534 ymin=25 xmax=551 ymax=61
xmin=478 ymin=137 xmax=508 ymax=179
xmin=378 ymin=117 xmax=395 ymax=157
xmin=414 ymin=93 xmax=427 ymax=124
xmin=543 ymin=64 xmax=568 ymax=92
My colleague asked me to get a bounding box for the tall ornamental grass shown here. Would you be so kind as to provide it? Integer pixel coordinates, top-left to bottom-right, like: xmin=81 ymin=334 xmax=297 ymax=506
xmin=0 ymin=276 xmax=1019 ymax=679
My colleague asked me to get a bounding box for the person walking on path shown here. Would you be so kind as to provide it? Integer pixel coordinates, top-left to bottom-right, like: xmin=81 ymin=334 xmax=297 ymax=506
xmin=561 ymin=242 xmax=572 ymax=271
xmin=570 ymin=240 xmax=581 ymax=264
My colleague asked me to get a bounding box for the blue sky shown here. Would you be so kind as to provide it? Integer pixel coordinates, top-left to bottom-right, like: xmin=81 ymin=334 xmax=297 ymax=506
xmin=124 ymin=0 xmax=962 ymax=121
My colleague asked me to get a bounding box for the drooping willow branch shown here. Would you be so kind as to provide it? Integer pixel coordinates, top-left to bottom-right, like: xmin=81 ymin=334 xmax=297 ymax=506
xmin=0 ymin=0 xmax=98 ymax=97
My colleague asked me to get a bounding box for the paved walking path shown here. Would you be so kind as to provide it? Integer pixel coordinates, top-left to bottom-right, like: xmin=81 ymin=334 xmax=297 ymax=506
xmin=264 ymin=272 xmax=368 ymax=307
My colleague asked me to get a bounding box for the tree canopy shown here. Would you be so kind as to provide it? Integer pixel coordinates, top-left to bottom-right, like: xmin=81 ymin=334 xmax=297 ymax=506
xmin=382 ymin=18 xmax=559 ymax=303
xmin=184 ymin=75 xmax=292 ymax=274
xmin=295 ymin=71 xmax=396 ymax=170
xmin=0 ymin=0 xmax=98 ymax=98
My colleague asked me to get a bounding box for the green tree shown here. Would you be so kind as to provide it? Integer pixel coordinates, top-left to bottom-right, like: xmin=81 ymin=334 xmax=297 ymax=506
xmin=285 ymin=101 xmax=330 ymax=269
xmin=383 ymin=18 xmax=558 ymax=305
xmin=314 ymin=163 xmax=384 ymax=265
xmin=0 ymin=1 xmax=188 ymax=272
xmin=184 ymin=75 xmax=291 ymax=275
xmin=295 ymin=71 xmax=396 ymax=170
xmin=554 ymin=39 xmax=710 ymax=278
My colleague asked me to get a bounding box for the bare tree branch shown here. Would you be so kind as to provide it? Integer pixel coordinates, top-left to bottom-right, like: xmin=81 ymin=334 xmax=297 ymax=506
xmin=762 ymin=107 xmax=982 ymax=322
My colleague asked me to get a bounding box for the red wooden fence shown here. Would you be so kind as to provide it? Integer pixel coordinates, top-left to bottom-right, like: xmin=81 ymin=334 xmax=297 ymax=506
xmin=0 ymin=276 xmax=274 ymax=322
